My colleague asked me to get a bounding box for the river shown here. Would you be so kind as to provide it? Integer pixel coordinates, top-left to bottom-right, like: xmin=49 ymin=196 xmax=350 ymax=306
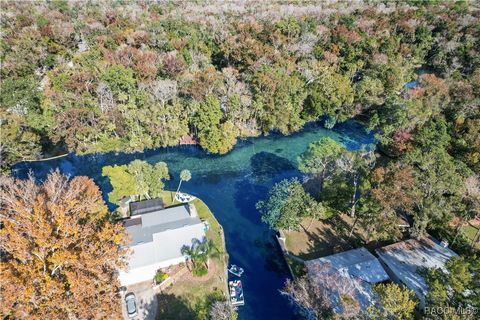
xmin=12 ymin=121 xmax=374 ymax=320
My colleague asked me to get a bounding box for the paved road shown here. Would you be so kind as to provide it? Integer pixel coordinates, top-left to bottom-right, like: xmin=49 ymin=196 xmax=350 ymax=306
xmin=122 ymin=282 xmax=157 ymax=320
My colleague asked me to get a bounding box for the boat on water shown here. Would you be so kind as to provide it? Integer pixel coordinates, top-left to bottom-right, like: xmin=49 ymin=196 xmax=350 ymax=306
xmin=229 ymin=280 xmax=244 ymax=307
xmin=228 ymin=264 xmax=244 ymax=277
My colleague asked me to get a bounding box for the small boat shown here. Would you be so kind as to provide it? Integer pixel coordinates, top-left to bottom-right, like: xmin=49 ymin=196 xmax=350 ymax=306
xmin=229 ymin=280 xmax=245 ymax=307
xmin=228 ymin=264 xmax=244 ymax=277
xmin=175 ymin=192 xmax=196 ymax=203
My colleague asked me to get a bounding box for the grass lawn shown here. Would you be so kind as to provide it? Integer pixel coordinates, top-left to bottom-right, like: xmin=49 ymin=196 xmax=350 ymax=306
xmin=284 ymin=215 xmax=371 ymax=261
xmin=461 ymin=223 xmax=480 ymax=250
xmin=156 ymin=191 xmax=228 ymax=320
xmin=285 ymin=218 xmax=351 ymax=260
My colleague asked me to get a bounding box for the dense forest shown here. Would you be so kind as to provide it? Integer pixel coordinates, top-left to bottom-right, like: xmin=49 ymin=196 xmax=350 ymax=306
xmin=1 ymin=0 xmax=478 ymax=173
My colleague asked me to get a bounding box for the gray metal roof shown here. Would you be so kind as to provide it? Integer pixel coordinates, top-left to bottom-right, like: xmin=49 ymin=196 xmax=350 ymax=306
xmin=124 ymin=204 xmax=205 ymax=269
xmin=128 ymin=224 xmax=206 ymax=269
xmin=308 ymin=247 xmax=390 ymax=283
xmin=376 ymin=237 xmax=457 ymax=301
xmin=127 ymin=205 xmax=201 ymax=244
xmin=306 ymin=248 xmax=390 ymax=314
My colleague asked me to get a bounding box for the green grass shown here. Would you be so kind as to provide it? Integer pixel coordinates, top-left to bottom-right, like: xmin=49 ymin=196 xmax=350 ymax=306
xmin=156 ymin=191 xmax=228 ymax=320
xmin=461 ymin=223 xmax=479 ymax=249
xmin=160 ymin=190 xmax=176 ymax=207
xmin=284 ymin=217 xmax=352 ymax=260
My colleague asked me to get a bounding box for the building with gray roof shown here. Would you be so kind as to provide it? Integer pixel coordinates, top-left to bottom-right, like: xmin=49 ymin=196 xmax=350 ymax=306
xmin=376 ymin=236 xmax=457 ymax=309
xmin=305 ymin=247 xmax=390 ymax=315
xmin=119 ymin=201 xmax=206 ymax=286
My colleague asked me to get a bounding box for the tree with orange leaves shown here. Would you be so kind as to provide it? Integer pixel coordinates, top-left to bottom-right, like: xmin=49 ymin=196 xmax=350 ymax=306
xmin=0 ymin=171 xmax=129 ymax=319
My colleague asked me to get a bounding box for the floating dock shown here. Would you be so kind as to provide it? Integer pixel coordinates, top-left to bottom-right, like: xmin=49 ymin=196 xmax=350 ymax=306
xmin=229 ymin=280 xmax=245 ymax=307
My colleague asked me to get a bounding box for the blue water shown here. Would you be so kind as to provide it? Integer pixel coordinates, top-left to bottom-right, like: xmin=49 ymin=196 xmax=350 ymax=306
xmin=12 ymin=121 xmax=374 ymax=320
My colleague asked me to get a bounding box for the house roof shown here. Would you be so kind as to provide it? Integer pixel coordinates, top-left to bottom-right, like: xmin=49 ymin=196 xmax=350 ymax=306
xmin=124 ymin=203 xmax=205 ymax=269
xmin=129 ymin=198 xmax=164 ymax=216
xmin=375 ymin=237 xmax=457 ymax=301
xmin=309 ymin=247 xmax=390 ymax=283
xmin=306 ymin=248 xmax=389 ymax=314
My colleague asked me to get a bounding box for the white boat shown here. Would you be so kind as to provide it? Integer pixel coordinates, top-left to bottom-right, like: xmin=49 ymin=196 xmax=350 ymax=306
xmin=175 ymin=192 xmax=196 ymax=203
xmin=228 ymin=264 xmax=244 ymax=277
xmin=229 ymin=280 xmax=244 ymax=307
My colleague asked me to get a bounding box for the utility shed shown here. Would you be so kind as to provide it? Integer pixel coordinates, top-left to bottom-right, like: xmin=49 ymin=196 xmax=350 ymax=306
xmin=119 ymin=202 xmax=205 ymax=286
xmin=376 ymin=237 xmax=458 ymax=309
xmin=306 ymin=247 xmax=390 ymax=315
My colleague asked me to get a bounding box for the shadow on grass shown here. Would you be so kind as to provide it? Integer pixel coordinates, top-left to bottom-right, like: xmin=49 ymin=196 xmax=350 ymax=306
xmin=156 ymin=293 xmax=195 ymax=320
xmin=287 ymin=217 xmax=356 ymax=261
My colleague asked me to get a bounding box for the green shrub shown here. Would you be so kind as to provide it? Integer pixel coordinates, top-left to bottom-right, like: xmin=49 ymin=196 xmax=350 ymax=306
xmin=192 ymin=265 xmax=208 ymax=277
xmin=154 ymin=270 xmax=169 ymax=283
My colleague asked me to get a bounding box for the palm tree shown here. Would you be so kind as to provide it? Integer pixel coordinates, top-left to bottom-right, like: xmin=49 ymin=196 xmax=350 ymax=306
xmin=181 ymin=243 xmax=199 ymax=271
xmin=181 ymin=239 xmax=218 ymax=275
xmin=175 ymin=169 xmax=191 ymax=200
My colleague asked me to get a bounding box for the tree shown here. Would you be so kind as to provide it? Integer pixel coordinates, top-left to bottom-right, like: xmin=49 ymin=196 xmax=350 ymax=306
xmin=335 ymin=150 xmax=376 ymax=218
xmin=452 ymin=175 xmax=480 ymax=245
xmin=281 ymin=277 xmax=334 ymax=320
xmin=175 ymin=169 xmax=192 ymax=199
xmin=149 ymin=162 xmax=170 ymax=197
xmin=257 ymin=178 xmax=324 ymax=231
xmin=425 ymin=255 xmax=479 ymax=319
xmin=101 ymin=64 xmax=136 ymax=97
xmin=0 ymin=171 xmax=128 ymax=319
xmin=368 ymin=283 xmax=417 ymax=320
xmin=181 ymin=239 xmax=217 ymax=277
xmin=192 ymin=95 xmax=239 ymax=154
xmin=0 ymin=111 xmax=42 ymax=172
xmin=403 ymin=145 xmax=470 ymax=238
xmin=127 ymin=160 xmax=170 ymax=199
xmin=298 ymin=137 xmax=345 ymax=194
xmin=127 ymin=160 xmax=152 ymax=199
xmin=250 ymin=64 xmax=306 ymax=134
xmin=303 ymin=66 xmax=354 ymax=126
xmin=208 ymin=300 xmax=238 ymax=320
xmin=102 ymin=164 xmax=137 ymax=203
xmin=103 ymin=161 xmax=170 ymax=203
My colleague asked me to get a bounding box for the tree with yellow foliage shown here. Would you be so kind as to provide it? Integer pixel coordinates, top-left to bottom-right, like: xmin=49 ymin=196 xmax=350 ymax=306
xmin=0 ymin=171 xmax=129 ymax=319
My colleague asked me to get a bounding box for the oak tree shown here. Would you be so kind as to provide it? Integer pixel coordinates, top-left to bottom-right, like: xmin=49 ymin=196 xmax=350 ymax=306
xmin=0 ymin=171 xmax=129 ymax=319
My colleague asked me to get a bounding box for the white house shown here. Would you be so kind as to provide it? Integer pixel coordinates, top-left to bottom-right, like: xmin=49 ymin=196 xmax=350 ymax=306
xmin=119 ymin=200 xmax=206 ymax=286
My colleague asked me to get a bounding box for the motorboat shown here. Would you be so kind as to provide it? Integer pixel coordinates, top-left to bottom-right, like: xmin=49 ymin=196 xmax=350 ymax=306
xmin=228 ymin=264 xmax=244 ymax=277
xmin=229 ymin=280 xmax=244 ymax=307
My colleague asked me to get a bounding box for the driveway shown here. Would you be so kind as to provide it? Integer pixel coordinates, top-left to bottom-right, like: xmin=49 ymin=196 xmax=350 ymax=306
xmin=122 ymin=281 xmax=158 ymax=320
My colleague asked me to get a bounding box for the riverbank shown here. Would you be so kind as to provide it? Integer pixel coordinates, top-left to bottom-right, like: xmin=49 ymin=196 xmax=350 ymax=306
xmin=14 ymin=120 xmax=374 ymax=320
xmin=156 ymin=191 xmax=229 ymax=320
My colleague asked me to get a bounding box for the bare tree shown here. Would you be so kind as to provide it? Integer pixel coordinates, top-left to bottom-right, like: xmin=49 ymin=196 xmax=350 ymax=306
xmin=208 ymin=300 xmax=237 ymax=320
xmin=283 ymin=261 xmax=362 ymax=319
xmin=96 ymin=82 xmax=115 ymax=113
xmin=140 ymin=80 xmax=178 ymax=106
xmin=281 ymin=276 xmax=333 ymax=320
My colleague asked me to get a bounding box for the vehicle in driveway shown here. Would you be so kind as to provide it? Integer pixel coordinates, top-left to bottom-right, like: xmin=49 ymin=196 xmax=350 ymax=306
xmin=125 ymin=292 xmax=138 ymax=318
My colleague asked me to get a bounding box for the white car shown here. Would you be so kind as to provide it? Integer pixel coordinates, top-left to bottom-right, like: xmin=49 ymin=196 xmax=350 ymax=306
xmin=125 ymin=292 xmax=138 ymax=318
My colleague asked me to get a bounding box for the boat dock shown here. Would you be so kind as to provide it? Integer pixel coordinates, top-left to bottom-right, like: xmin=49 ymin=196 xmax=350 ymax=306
xmin=229 ymin=280 xmax=245 ymax=307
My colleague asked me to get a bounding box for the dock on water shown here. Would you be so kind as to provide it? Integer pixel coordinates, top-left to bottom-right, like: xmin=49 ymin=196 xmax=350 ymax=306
xmin=229 ymin=280 xmax=245 ymax=307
